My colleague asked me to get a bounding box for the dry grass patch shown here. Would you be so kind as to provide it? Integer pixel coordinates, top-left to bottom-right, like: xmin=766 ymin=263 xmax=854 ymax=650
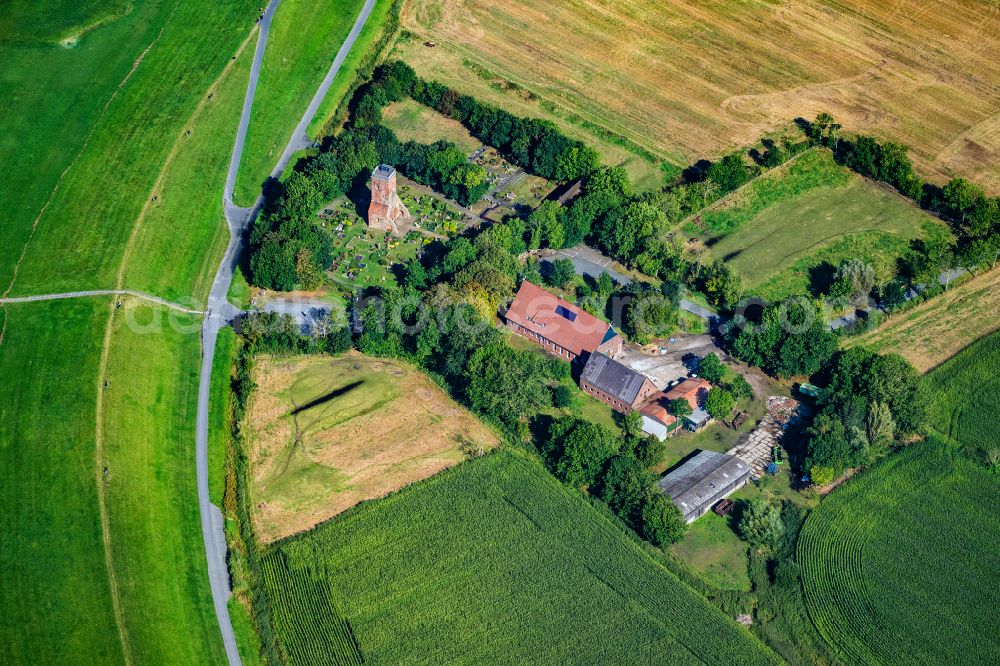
xmin=383 ymin=98 xmax=481 ymax=153
xmin=248 ymin=351 xmax=498 ymax=542
xmin=847 ymin=268 xmax=1000 ymax=372
xmin=401 ymin=0 xmax=1000 ymax=192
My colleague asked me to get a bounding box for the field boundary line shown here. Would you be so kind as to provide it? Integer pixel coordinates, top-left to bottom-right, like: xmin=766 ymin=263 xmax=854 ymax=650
xmin=94 ymin=300 xmax=134 ymax=666
xmin=0 ymin=0 xmax=181 ymax=346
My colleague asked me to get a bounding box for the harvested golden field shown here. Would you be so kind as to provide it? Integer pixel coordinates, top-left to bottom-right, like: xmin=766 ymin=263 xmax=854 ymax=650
xmin=847 ymin=268 xmax=1000 ymax=372
xmin=400 ymin=0 xmax=1000 ymax=192
xmin=248 ymin=352 xmax=498 ymax=542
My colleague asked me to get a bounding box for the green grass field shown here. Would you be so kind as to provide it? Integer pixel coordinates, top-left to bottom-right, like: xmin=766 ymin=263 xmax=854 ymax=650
xmin=0 ymin=299 xmax=122 ymax=663
xmin=209 ymin=327 xmax=238 ymax=506
xmin=260 ymin=451 xmax=780 ymax=665
xmin=0 ymin=0 xmax=177 ymax=290
xmin=100 ymin=300 xmax=226 ymax=664
xmin=308 ymin=0 xmax=398 ymax=137
xmin=0 ymin=0 xmax=132 ymax=45
xmin=1 ymin=1 xmax=261 ymax=661
xmin=670 ymin=512 xmax=751 ymax=592
xmin=120 ymin=41 xmax=253 ymax=303
xmin=798 ymin=439 xmax=1000 ymax=665
xmin=233 ymin=0 xmax=364 ymax=204
xmin=382 ymin=97 xmax=480 ymax=152
xmin=2 ymin=1 xmax=257 ymax=295
xmin=695 ymin=150 xmax=944 ymax=301
xmin=924 ymin=330 xmax=1000 ymax=454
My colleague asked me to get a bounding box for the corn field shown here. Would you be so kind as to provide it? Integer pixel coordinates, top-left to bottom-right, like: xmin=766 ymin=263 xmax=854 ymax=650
xmin=262 ymin=451 xmax=780 ymax=665
xmin=798 ymin=440 xmax=1000 ymax=665
xmin=261 ymin=551 xmax=363 ymax=665
xmin=925 ymin=330 xmax=1000 ymax=454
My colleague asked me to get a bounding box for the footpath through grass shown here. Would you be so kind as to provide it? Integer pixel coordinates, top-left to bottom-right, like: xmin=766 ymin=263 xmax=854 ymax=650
xmin=233 ymin=0 xmax=365 ymax=204
xmin=261 ymin=451 xmax=780 ymax=665
xmin=798 ymin=439 xmax=1000 ymax=665
xmin=695 ymin=150 xmax=943 ymax=301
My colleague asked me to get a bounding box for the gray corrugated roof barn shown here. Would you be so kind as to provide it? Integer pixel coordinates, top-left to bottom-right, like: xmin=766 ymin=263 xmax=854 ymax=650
xmin=580 ymin=352 xmax=648 ymax=406
xmin=658 ymin=450 xmax=751 ymax=523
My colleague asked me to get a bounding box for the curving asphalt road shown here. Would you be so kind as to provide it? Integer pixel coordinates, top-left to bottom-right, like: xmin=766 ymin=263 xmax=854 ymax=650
xmin=195 ymin=0 xmax=378 ymax=663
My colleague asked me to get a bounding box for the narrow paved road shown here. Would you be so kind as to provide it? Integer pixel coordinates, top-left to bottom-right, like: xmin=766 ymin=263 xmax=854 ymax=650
xmin=197 ymin=2 xmax=280 ymax=664
xmin=0 ymin=289 xmax=203 ymax=313
xmin=195 ymin=0 xmax=378 ymax=664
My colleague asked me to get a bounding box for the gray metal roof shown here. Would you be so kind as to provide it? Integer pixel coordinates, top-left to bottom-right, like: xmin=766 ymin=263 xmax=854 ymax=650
xmin=658 ymin=450 xmax=751 ymax=521
xmin=581 ymin=352 xmax=647 ymax=405
xmin=372 ymin=164 xmax=396 ymax=180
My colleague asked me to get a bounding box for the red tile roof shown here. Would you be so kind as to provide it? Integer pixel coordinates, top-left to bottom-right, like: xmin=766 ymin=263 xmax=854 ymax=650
xmin=639 ymin=393 xmax=678 ymax=427
xmin=505 ymin=281 xmax=618 ymax=357
xmin=664 ymin=377 xmax=712 ymax=411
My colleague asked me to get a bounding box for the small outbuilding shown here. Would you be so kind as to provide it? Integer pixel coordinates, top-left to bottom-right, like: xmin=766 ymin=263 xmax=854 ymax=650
xmin=658 ymin=450 xmax=752 ymax=523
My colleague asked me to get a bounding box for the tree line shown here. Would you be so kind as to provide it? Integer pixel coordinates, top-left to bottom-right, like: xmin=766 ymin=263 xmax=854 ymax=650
xmin=808 ymin=113 xmax=1000 ymax=294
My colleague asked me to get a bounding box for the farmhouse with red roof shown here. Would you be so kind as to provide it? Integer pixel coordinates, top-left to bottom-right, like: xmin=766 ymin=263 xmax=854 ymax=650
xmin=503 ymin=281 xmax=623 ymax=360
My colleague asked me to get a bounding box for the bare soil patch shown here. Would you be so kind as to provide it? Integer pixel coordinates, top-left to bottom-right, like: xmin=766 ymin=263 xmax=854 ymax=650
xmin=248 ymin=351 xmax=499 ymax=542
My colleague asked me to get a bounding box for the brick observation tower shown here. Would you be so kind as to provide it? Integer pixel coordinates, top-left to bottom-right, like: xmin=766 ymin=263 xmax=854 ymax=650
xmin=367 ymin=164 xmax=410 ymax=235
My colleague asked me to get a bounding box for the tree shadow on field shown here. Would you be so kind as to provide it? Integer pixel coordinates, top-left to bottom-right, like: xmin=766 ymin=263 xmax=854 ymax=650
xmin=290 ymin=380 xmax=363 ymax=416
xmin=808 ymin=262 xmax=837 ymax=297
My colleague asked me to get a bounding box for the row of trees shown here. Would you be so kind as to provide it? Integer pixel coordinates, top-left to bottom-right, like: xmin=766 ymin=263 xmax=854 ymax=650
xmin=809 ymin=114 xmax=1000 ymax=286
xmin=539 ymin=416 xmax=685 ymax=547
xmin=354 ymin=61 xmax=601 ymax=182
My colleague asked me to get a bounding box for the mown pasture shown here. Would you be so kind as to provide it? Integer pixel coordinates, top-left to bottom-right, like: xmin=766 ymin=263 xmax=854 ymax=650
xmin=249 ymin=352 xmax=497 ymax=542
xmin=261 ymin=451 xmax=781 ymax=665
xmin=798 ymin=439 xmax=1000 ymax=665
xmin=2 ymin=0 xmax=258 ymax=296
xmin=233 ymin=0 xmax=365 ymax=204
xmin=847 ymin=268 xmax=1000 ymax=372
xmin=0 ymin=0 xmax=132 ymax=45
xmin=401 ymin=0 xmax=1000 ymax=192
xmin=120 ymin=41 xmax=253 ymax=303
xmin=0 ymin=299 xmax=122 ymax=663
xmin=99 ymin=300 xmax=227 ymax=664
xmin=923 ymin=330 xmax=1000 ymax=454
xmin=0 ymin=0 xmax=185 ymax=289
xmin=1 ymin=0 xmax=261 ymax=662
xmin=694 ymin=149 xmax=943 ymax=301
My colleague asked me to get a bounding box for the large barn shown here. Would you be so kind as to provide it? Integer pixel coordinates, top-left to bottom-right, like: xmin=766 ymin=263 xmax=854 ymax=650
xmin=503 ymin=280 xmax=623 ymax=360
xmin=658 ymin=450 xmax=752 ymax=523
xmin=580 ymin=352 xmax=658 ymax=413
